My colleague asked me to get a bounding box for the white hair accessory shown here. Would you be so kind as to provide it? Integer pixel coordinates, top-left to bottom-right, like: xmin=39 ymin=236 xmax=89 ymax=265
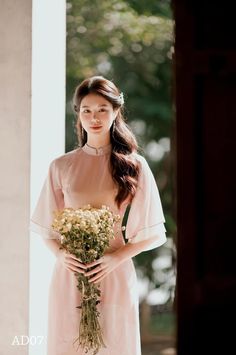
xmin=119 ymin=92 xmax=124 ymax=105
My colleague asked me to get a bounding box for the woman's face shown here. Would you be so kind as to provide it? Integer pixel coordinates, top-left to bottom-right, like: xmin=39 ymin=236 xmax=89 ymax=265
xmin=78 ymin=93 xmax=118 ymax=137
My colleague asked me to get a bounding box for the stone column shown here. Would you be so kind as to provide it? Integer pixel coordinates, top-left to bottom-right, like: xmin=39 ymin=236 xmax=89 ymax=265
xmin=0 ymin=1 xmax=66 ymax=354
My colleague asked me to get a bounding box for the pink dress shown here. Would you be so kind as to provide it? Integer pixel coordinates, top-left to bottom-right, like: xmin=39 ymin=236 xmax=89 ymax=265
xmin=29 ymin=142 xmax=167 ymax=355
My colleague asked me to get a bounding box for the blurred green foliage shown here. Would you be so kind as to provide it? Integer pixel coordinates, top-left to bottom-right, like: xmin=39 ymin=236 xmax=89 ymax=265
xmin=66 ymin=0 xmax=176 ymax=289
xmin=150 ymin=312 xmax=176 ymax=335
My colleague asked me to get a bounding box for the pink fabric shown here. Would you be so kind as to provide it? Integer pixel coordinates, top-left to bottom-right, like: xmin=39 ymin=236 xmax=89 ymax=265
xmin=29 ymin=143 xmax=167 ymax=355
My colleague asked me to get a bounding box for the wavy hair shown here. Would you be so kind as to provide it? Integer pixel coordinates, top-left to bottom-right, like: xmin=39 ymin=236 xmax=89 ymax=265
xmin=72 ymin=75 xmax=141 ymax=210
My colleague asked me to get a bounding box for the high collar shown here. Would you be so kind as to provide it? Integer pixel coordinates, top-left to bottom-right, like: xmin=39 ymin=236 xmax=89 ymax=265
xmin=81 ymin=142 xmax=112 ymax=156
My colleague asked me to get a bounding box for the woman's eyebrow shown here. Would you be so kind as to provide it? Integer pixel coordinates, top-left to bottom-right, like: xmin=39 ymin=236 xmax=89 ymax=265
xmin=81 ymin=104 xmax=109 ymax=108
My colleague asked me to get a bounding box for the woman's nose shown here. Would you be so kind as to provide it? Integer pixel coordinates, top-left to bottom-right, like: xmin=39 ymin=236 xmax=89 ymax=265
xmin=91 ymin=113 xmax=100 ymax=122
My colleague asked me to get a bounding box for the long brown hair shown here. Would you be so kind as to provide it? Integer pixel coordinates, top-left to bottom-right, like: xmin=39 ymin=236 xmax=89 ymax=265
xmin=72 ymin=75 xmax=141 ymax=210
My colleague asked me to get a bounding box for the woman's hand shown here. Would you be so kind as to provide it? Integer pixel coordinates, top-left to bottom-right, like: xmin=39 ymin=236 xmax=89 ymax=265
xmin=84 ymin=252 xmax=123 ymax=284
xmin=57 ymin=249 xmax=87 ymax=275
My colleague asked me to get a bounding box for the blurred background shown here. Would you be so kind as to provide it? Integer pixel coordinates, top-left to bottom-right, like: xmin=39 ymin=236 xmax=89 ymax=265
xmin=65 ymin=1 xmax=176 ymax=354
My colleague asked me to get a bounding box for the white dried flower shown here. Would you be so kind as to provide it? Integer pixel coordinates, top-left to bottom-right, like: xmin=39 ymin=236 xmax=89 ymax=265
xmin=119 ymin=92 xmax=124 ymax=105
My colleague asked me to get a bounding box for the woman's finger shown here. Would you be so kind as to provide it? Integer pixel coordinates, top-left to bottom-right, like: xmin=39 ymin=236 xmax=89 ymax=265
xmin=65 ymin=259 xmax=82 ymax=268
xmin=67 ymin=254 xmax=83 ymax=263
xmin=85 ymin=264 xmax=107 ymax=277
xmin=86 ymin=258 xmax=104 ymax=268
xmin=66 ymin=264 xmax=85 ymax=274
xmin=67 ymin=259 xmax=87 ymax=269
xmin=66 ymin=254 xmax=87 ymax=268
xmin=88 ymin=270 xmax=107 ymax=283
xmin=76 ymin=261 xmax=87 ymax=269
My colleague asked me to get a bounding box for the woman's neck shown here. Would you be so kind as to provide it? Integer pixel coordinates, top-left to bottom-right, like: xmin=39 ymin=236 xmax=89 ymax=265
xmin=86 ymin=137 xmax=111 ymax=148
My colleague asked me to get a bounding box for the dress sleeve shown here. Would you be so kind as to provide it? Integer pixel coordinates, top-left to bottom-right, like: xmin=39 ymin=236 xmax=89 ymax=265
xmin=29 ymin=159 xmax=64 ymax=240
xmin=125 ymin=155 xmax=167 ymax=251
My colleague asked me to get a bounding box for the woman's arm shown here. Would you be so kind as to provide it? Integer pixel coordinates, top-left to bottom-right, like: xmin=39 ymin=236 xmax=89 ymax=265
xmin=114 ymin=235 xmax=160 ymax=262
xmin=84 ymin=235 xmax=161 ymax=284
xmin=43 ymin=239 xmax=87 ymax=275
xmin=41 ymin=234 xmax=156 ymax=261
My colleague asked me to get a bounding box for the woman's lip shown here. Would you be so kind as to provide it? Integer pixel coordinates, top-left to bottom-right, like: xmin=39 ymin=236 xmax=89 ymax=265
xmin=90 ymin=126 xmax=102 ymax=128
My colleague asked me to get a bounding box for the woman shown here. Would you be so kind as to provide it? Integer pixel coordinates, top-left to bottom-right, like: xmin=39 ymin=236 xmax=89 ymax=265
xmin=29 ymin=75 xmax=167 ymax=355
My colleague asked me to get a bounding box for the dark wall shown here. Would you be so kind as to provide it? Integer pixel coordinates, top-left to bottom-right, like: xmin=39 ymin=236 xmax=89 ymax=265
xmin=173 ymin=1 xmax=236 ymax=354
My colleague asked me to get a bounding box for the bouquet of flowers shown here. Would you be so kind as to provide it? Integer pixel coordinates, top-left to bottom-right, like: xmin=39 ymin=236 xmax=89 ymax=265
xmin=51 ymin=204 xmax=122 ymax=355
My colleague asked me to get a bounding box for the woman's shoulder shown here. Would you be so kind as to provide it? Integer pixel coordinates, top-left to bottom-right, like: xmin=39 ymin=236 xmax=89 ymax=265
xmin=129 ymin=151 xmax=147 ymax=165
xmin=49 ymin=147 xmax=82 ymax=171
